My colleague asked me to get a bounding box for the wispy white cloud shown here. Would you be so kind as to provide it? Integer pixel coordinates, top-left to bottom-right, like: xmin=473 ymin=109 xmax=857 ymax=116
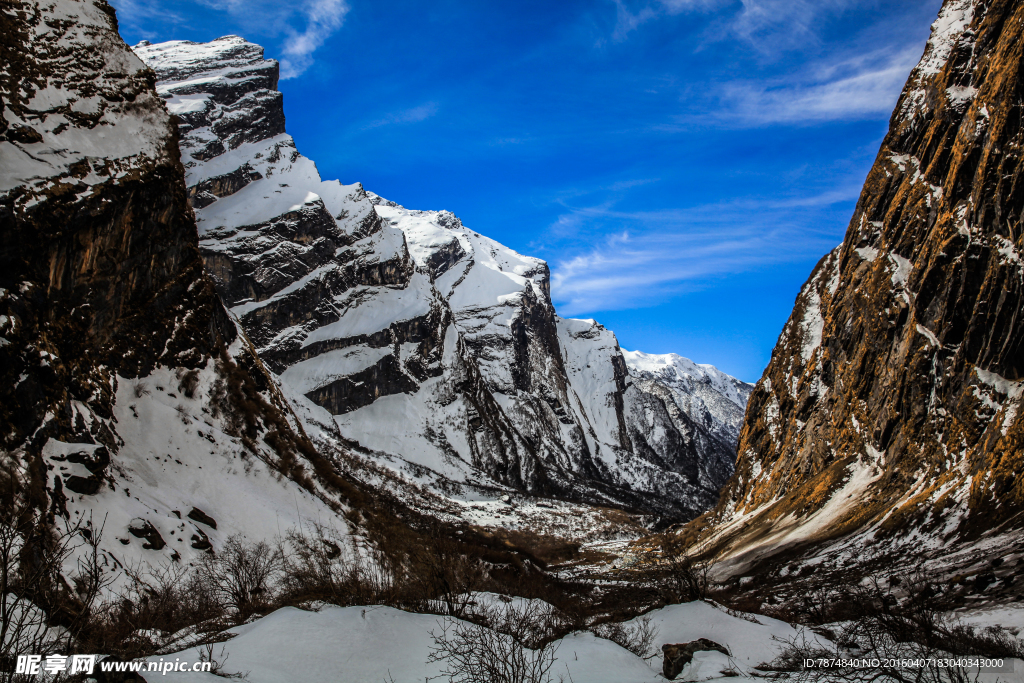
xmin=611 ymin=0 xmax=858 ymax=47
xmin=607 ymin=0 xmax=924 ymax=126
xmin=611 ymin=1 xmax=659 ymax=41
xmin=731 ymin=0 xmax=856 ymax=49
xmin=547 ymin=187 xmax=858 ymax=315
xmin=707 ymin=46 xmax=920 ymax=125
xmin=279 ymin=0 xmax=350 ymax=79
xmin=611 ymin=0 xmax=721 ymax=41
xmin=363 ymin=102 xmax=440 ymax=129
xmin=110 ymin=0 xmax=188 ymax=37
xmin=551 ymin=232 xmax=770 ymax=314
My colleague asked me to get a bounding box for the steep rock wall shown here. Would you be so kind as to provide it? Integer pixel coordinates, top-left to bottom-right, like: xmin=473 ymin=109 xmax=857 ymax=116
xmin=0 ymin=1 xmax=374 ymax=578
xmin=702 ymin=0 xmax=1024 ymax=568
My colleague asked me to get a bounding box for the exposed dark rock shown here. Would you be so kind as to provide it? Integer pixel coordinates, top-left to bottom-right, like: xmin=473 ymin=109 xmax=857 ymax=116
xmin=190 ymin=527 xmax=212 ymax=551
xmin=662 ymin=639 xmax=730 ymax=680
xmin=63 ymin=475 xmax=101 ymax=495
xmin=128 ymin=519 xmax=166 ymax=550
xmin=67 ymin=447 xmax=110 ymax=476
xmin=2 ymin=124 xmax=42 ymax=143
xmin=187 ymin=163 xmax=263 ymax=208
xmin=306 ymin=355 xmax=419 ymax=414
xmin=187 ymin=507 xmax=218 ymax=529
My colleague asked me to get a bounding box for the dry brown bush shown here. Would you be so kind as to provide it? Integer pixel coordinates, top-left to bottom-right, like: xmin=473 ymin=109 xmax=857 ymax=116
xmin=85 ymin=561 xmax=226 ymax=658
xmin=768 ymin=575 xmax=1024 ymax=683
xmin=279 ymin=522 xmax=398 ymax=607
xmin=649 ymin=535 xmax=715 ymax=604
xmin=590 ymin=614 xmax=659 ymax=660
xmin=427 ymin=600 xmax=562 ymax=683
xmin=176 ymin=368 xmax=201 ymax=399
xmin=196 ymin=535 xmax=283 ymax=620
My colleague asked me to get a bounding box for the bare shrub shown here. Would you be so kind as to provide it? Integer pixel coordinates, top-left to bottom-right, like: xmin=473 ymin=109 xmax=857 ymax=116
xmin=591 ymin=615 xmax=659 ymax=660
xmin=87 ymin=561 xmax=225 ymax=657
xmin=358 ymin=519 xmax=486 ymax=617
xmin=199 ymin=643 xmax=248 ymax=680
xmin=197 ymin=535 xmax=283 ymax=620
xmin=405 ymin=527 xmax=484 ymax=617
xmin=655 ymin=535 xmax=714 ymax=604
xmin=0 ymin=504 xmax=111 ymax=682
xmin=768 ymin=575 xmax=1024 ymax=683
xmin=279 ymin=522 xmax=397 ymax=607
xmin=427 ymin=600 xmax=561 ymax=683
xmin=133 ymin=381 xmax=151 ymax=398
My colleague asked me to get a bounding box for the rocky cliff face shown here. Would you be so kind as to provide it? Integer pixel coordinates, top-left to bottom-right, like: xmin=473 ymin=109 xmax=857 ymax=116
xmin=700 ymin=0 xmax=1024 ymax=573
xmin=135 ymin=37 xmax=753 ymax=521
xmin=0 ymin=0 xmax=377 ymax=577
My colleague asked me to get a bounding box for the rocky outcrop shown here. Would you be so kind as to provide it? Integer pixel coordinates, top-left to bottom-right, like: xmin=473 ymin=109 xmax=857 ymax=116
xmin=662 ymin=639 xmax=730 ymax=680
xmin=1 ymin=0 xmax=233 ymax=508
xmin=136 ymin=37 xmax=753 ymax=521
xmin=698 ymin=0 xmax=1024 ymax=571
xmin=0 ymin=1 xmax=391 ymax=579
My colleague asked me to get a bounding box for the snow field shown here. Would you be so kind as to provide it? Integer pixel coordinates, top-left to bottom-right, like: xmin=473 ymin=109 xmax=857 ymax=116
xmin=145 ymin=600 xmax=812 ymax=683
xmin=55 ymin=362 xmax=348 ymax=591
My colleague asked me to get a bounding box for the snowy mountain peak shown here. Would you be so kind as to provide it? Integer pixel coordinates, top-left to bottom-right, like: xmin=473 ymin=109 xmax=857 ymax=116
xmin=136 ymin=35 xmax=271 ymax=82
xmin=622 ymin=350 xmax=753 ymax=411
xmin=135 ymin=37 xmax=750 ymax=521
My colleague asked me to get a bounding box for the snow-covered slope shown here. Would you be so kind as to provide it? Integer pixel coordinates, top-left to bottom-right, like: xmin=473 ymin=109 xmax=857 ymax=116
xmin=145 ymin=600 xmax=813 ymax=683
xmin=134 ymin=36 xmax=752 ymax=521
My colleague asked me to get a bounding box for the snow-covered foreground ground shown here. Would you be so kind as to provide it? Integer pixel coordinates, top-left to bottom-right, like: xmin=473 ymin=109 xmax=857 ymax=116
xmin=143 ymin=600 xmax=812 ymax=682
xmin=139 ymin=598 xmax=1024 ymax=683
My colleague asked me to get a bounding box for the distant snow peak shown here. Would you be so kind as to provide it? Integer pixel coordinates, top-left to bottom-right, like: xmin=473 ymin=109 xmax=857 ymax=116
xmin=622 ymin=349 xmax=752 ymax=411
xmin=137 ymin=37 xmax=752 ymax=522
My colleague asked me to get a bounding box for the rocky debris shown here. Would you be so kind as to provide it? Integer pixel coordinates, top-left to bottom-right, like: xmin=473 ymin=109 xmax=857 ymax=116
xmin=128 ymin=519 xmax=166 ymax=550
xmin=47 ymin=445 xmax=111 ymax=495
xmin=67 ymin=447 xmax=111 ymax=476
xmin=135 ymin=37 xmax=754 ymax=522
xmin=699 ymin=0 xmax=1024 ymax=572
xmin=190 ymin=527 xmax=212 ymax=551
xmin=63 ymin=474 xmax=101 ymax=496
xmin=662 ymin=639 xmax=730 ymax=680
xmin=187 ymin=507 xmax=218 ymax=529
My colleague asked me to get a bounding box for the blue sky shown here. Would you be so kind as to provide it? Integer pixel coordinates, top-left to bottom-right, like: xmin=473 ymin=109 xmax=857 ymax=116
xmin=111 ymin=0 xmax=943 ymax=382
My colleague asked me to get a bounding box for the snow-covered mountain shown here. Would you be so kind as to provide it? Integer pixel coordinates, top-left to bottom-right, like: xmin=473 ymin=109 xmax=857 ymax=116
xmin=0 ymin=0 xmax=362 ymax=580
xmin=134 ymin=36 xmax=753 ymax=521
xmin=622 ymin=350 xmax=753 ymax=449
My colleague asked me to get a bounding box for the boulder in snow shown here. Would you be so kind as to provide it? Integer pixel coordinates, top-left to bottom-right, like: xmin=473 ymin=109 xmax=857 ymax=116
xmin=662 ymin=638 xmax=730 ymax=680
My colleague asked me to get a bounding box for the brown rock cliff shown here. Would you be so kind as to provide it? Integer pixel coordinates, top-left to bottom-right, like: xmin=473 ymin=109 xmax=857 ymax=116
xmin=699 ymin=0 xmax=1024 ymax=567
